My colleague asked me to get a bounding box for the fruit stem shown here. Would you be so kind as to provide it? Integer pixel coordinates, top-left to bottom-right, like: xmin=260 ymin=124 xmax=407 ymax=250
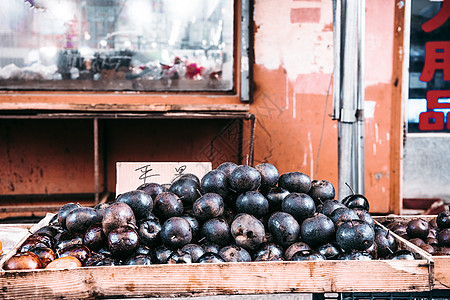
xmin=387 ymin=247 xmax=394 ymax=254
xmin=345 ymin=182 xmax=355 ymax=195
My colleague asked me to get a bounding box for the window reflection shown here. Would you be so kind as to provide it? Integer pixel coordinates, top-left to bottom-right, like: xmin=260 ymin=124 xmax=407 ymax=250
xmin=0 ymin=0 xmax=234 ymax=91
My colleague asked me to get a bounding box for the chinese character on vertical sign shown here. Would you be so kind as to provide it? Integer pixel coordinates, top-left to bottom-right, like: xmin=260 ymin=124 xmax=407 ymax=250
xmin=418 ymin=1 xmax=450 ymax=132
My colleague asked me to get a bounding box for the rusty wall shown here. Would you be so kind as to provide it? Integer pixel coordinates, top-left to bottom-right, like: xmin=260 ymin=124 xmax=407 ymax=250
xmin=250 ymin=0 xmax=396 ymax=213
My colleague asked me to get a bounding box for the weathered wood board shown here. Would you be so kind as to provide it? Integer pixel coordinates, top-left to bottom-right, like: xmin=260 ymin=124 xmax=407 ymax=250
xmin=375 ymin=215 xmax=450 ymax=290
xmin=0 ymin=214 xmax=435 ymax=299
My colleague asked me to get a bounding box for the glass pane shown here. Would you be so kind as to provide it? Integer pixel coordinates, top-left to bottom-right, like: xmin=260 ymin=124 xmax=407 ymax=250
xmin=0 ymin=0 xmax=234 ymax=92
xmin=407 ymin=0 xmax=450 ymax=133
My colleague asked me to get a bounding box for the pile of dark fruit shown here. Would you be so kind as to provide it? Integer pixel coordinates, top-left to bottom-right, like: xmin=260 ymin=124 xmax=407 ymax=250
xmin=4 ymin=162 xmax=417 ymax=270
xmin=381 ymin=211 xmax=450 ymax=256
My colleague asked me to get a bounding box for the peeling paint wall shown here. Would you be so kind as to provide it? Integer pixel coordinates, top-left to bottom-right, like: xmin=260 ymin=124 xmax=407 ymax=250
xmin=251 ymin=0 xmax=396 ymax=213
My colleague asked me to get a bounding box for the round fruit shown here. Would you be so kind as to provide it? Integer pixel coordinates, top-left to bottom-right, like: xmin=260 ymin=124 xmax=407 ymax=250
xmin=291 ymin=250 xmax=325 ymax=261
xmin=336 ymin=220 xmax=375 ymax=251
xmin=265 ymin=187 xmax=290 ymax=212
xmin=318 ymin=199 xmax=345 ymax=217
xmin=308 ymin=180 xmax=335 ymax=205
xmin=219 ymin=245 xmax=252 ymax=262
xmin=125 ymin=254 xmax=152 ymax=266
xmin=316 ymin=243 xmax=342 ymax=260
xmin=254 ymin=163 xmax=279 ymax=193
xmin=281 ymin=192 xmax=316 ymax=223
xmin=437 ymin=228 xmax=450 ymax=247
xmin=84 ymin=223 xmax=106 ymax=252
xmin=108 ymin=225 xmax=140 ymax=259
xmin=116 ymin=190 xmax=154 ymax=221
xmin=169 ymin=177 xmax=201 ymax=206
xmin=278 ymin=172 xmax=311 ymax=193
xmin=437 ymin=211 xmax=450 ymax=230
xmin=284 ymin=242 xmax=311 ymax=260
xmin=102 ymin=202 xmax=136 ymax=235
xmin=137 ymin=182 xmax=165 ymax=200
xmin=57 ymin=203 xmax=81 ymax=229
xmin=229 ymin=165 xmax=261 ymax=193
xmin=374 ymin=228 xmax=397 ymax=258
xmin=153 ymin=192 xmax=184 ymax=221
xmin=138 ymin=218 xmax=162 ymax=247
xmin=57 ymin=244 xmax=91 ymax=265
xmin=216 ymin=162 xmax=238 ymax=178
xmin=4 ymin=252 xmax=43 ymax=270
xmin=330 ymin=207 xmax=360 ymax=227
xmin=300 ymin=213 xmax=335 ymax=248
xmin=30 ymin=247 xmax=55 ymax=268
xmin=198 ymin=252 xmax=225 ymax=263
xmin=160 ymin=217 xmax=192 ymax=249
xmin=253 ymin=243 xmax=284 ymax=261
xmin=192 ymin=193 xmax=224 ymax=221
xmin=406 ymin=218 xmax=430 ymax=240
xmin=267 ymin=212 xmax=300 ymax=247
xmin=167 ymin=250 xmax=192 ymax=264
xmin=342 ymin=194 xmax=370 ymax=212
xmin=45 ymin=256 xmax=82 ymax=269
xmin=65 ymin=207 xmax=101 ymax=233
xmin=181 ymin=244 xmax=206 ymax=263
xmin=230 ymin=213 xmax=265 ymax=251
xmin=151 ymin=245 xmax=173 ymax=264
xmin=235 ymin=191 xmax=269 ymax=218
xmin=201 ymin=169 xmax=230 ymax=200
xmin=201 ymin=218 xmax=231 ymax=246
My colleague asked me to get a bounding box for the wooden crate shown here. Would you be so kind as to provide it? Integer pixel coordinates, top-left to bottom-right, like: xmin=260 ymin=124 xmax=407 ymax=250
xmin=0 ymin=215 xmax=434 ymax=299
xmin=375 ymin=215 xmax=450 ymax=290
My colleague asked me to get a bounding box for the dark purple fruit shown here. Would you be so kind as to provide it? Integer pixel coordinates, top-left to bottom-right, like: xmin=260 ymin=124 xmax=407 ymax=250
xmin=229 ymin=165 xmax=261 ymax=193
xmin=94 ymin=203 xmax=110 ymax=220
xmin=102 ymin=202 xmax=136 ymax=235
xmin=318 ymin=199 xmax=345 ymax=217
xmin=353 ymin=208 xmax=375 ymax=228
xmin=437 ymin=228 xmax=450 ymax=247
xmin=84 ymin=223 xmax=106 ymax=252
xmin=253 ymin=243 xmax=284 ymax=261
xmin=20 ymin=235 xmax=54 ymax=252
xmin=34 ymin=225 xmax=60 ymax=239
xmin=153 ymin=192 xmax=184 ymax=221
xmin=201 ymin=218 xmax=231 ymax=246
xmin=151 ymin=245 xmax=173 ymax=264
xmin=389 ymin=250 xmax=415 ymax=260
xmin=198 ymin=252 xmax=225 ymax=263
xmin=437 ymin=211 xmax=450 ymax=230
xmin=201 ymin=242 xmax=221 ymax=254
xmin=181 ymin=215 xmax=200 ymax=241
xmin=116 ymin=190 xmax=154 ymax=221
xmin=216 ymin=162 xmax=238 ymax=178
xmin=406 ymin=218 xmax=430 ymax=240
xmin=267 ymin=212 xmax=300 ymax=247
xmin=160 ymin=217 xmax=192 ymax=249
xmin=125 ymin=254 xmax=152 ymax=265
xmin=108 ymin=225 xmax=140 ymax=259
xmin=278 ymin=172 xmax=311 ymax=193
xmin=219 ymin=245 xmax=252 ymax=262
xmin=342 ymin=194 xmax=370 ymax=212
xmin=201 ymin=169 xmax=230 ymax=200
xmin=281 ymin=192 xmax=316 ymax=223
xmin=409 ymin=238 xmax=425 ymax=247
xmin=265 ymin=187 xmax=290 ymax=212
xmin=192 ymin=193 xmax=224 ymax=221
xmin=254 ymin=163 xmax=279 ymax=193
xmin=138 ymin=218 xmax=161 ymax=247
xmin=66 ymin=207 xmax=101 ymax=233
xmin=231 ymin=213 xmax=265 ymax=251
xmin=57 ymin=244 xmax=91 ymax=265
xmin=181 ymin=244 xmax=206 ymax=263
xmin=374 ymin=228 xmax=397 ymax=258
xmin=137 ymin=182 xmax=165 ymax=200
xmin=167 ymin=250 xmax=192 ymax=264
xmin=308 ymin=180 xmax=335 ymax=205
xmin=57 ymin=203 xmax=81 ymax=229
xmin=135 ymin=245 xmax=151 ymax=256
xmin=330 ymin=207 xmax=360 ymax=227
xmin=169 ymin=177 xmax=201 ymax=206
xmin=235 ymin=191 xmax=269 ymax=218
xmin=316 ymin=243 xmax=342 ymax=260
xmin=300 ymin=213 xmax=335 ymax=248
xmin=30 ymin=247 xmax=55 ymax=268
xmin=338 ymin=250 xmax=373 ymax=260
xmin=54 ymin=231 xmax=84 ymax=252
xmin=336 ymin=220 xmax=375 ymax=251
xmin=291 ymin=250 xmax=325 ymax=261
xmin=284 ymin=242 xmax=311 ymax=260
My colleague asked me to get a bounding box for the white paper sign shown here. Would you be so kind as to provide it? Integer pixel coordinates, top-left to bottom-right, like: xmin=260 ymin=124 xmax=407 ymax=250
xmin=116 ymin=162 xmax=212 ymax=196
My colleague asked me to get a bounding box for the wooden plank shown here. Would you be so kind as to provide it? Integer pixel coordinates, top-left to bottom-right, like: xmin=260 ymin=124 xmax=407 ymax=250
xmin=375 ymin=215 xmax=450 ymax=290
xmin=0 ymin=260 xmax=431 ymax=299
xmin=0 ymin=214 xmax=434 ymax=298
xmin=389 ymin=0 xmax=406 ymax=214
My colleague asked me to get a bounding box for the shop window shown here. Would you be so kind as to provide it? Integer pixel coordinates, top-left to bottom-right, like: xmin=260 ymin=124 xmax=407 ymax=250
xmin=0 ymin=0 xmax=236 ymax=92
xmin=407 ymin=0 xmax=450 ymax=133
